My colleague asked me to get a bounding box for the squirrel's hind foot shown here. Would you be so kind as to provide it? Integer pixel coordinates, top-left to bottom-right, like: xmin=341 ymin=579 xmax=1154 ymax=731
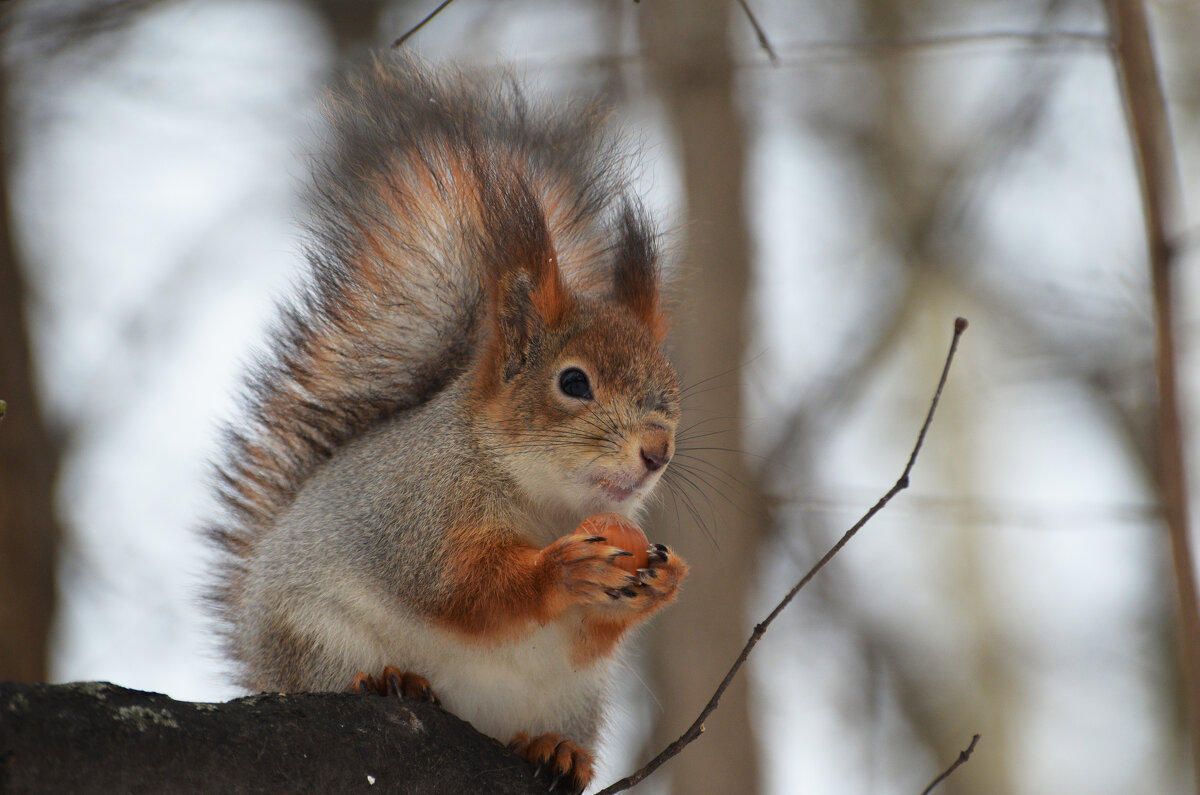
xmin=350 ymin=666 xmax=439 ymax=704
xmin=508 ymin=732 xmax=594 ymax=795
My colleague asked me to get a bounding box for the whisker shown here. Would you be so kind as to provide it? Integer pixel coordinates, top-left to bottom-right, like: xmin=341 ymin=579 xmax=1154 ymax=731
xmin=676 ymin=351 xmax=762 ymax=402
xmin=670 ymin=453 xmax=748 ymax=494
xmin=660 ymin=473 xmax=718 ymax=547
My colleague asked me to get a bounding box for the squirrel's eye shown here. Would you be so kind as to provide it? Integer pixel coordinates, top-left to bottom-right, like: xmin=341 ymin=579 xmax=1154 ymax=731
xmin=558 ymin=367 xmax=593 ymax=400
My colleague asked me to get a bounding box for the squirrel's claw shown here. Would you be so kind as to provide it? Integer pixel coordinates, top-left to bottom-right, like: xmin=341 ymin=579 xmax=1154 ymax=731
xmin=604 ymin=576 xmax=642 ymax=600
xmin=508 ymin=732 xmax=593 ymax=795
xmin=617 ymin=541 xmax=689 ymax=618
xmin=350 ymin=667 xmax=439 ymax=705
xmin=585 ymin=535 xmax=639 ymax=567
xmin=545 ymin=534 xmax=650 ymax=606
xmin=350 ymin=671 xmax=375 ymax=694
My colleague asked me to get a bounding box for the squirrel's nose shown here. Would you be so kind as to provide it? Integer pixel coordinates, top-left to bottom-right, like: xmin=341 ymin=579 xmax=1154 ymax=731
xmin=640 ymin=442 xmax=671 ymax=472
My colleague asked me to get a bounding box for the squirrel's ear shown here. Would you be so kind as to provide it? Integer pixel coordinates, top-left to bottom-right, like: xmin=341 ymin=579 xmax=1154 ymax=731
xmin=613 ymin=201 xmax=667 ymax=342
xmin=480 ymin=165 xmax=569 ymax=381
xmin=494 ymin=270 xmax=543 ymax=381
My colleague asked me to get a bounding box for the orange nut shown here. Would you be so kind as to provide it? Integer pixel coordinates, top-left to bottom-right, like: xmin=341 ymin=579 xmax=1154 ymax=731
xmin=574 ymin=512 xmax=650 ymax=573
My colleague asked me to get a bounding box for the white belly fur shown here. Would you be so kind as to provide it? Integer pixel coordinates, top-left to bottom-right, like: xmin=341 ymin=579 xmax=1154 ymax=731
xmin=310 ymin=596 xmax=612 ymax=745
xmin=416 ymin=619 xmax=611 ymax=744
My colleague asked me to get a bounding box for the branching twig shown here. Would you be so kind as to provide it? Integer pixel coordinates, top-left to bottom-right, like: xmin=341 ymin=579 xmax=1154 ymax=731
xmin=921 ymin=733 xmax=981 ymax=795
xmin=596 ymin=317 xmax=969 ymax=795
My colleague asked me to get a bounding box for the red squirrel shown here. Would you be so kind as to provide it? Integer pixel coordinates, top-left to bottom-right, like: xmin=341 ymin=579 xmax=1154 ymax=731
xmin=207 ymin=54 xmax=687 ymax=794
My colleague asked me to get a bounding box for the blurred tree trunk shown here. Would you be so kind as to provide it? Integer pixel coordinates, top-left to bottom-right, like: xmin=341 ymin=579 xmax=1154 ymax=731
xmin=0 ymin=59 xmax=59 ymax=682
xmin=309 ymin=0 xmax=388 ymax=51
xmin=641 ymin=3 xmax=765 ymax=793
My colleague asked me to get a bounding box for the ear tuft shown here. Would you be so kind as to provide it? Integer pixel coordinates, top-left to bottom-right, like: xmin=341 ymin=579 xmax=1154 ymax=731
xmin=612 ymin=200 xmax=667 ymax=341
xmin=477 ymin=159 xmax=570 ymax=382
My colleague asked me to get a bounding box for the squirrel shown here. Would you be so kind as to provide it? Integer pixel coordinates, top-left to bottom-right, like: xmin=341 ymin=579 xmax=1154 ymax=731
xmin=206 ymin=54 xmax=688 ymax=795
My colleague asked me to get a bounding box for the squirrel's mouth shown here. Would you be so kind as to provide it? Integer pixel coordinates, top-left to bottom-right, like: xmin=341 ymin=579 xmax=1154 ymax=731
xmin=596 ymin=478 xmax=636 ymax=503
xmin=594 ymin=469 xmax=659 ymax=504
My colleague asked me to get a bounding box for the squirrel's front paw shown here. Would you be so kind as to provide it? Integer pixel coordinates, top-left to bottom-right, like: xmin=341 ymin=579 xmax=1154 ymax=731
xmin=542 ymin=514 xmax=688 ymax=615
xmin=539 ymin=533 xmax=647 ymax=607
xmin=632 ymin=541 xmax=688 ymax=611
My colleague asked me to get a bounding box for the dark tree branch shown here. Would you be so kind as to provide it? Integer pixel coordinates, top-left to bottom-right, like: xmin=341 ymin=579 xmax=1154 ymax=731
xmin=735 ymin=0 xmax=779 ymax=64
xmin=0 ymin=681 xmax=550 ymax=794
xmin=392 ymin=0 xmax=458 ymax=48
xmin=596 ymin=317 xmax=969 ymax=795
xmin=921 ymin=733 xmax=981 ymax=795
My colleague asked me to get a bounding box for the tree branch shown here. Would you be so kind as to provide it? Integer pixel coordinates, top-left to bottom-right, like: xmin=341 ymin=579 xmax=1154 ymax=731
xmin=921 ymin=733 xmax=981 ymax=795
xmin=0 ymin=681 xmax=549 ymax=794
xmin=735 ymin=0 xmax=779 ymax=64
xmin=596 ymin=317 xmax=969 ymax=795
xmin=392 ymin=0 xmax=458 ymax=48
xmin=1107 ymin=0 xmax=1200 ymax=787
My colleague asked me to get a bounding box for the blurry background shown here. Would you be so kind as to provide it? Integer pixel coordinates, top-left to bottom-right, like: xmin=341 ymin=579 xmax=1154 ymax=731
xmin=2 ymin=1 xmax=1199 ymax=793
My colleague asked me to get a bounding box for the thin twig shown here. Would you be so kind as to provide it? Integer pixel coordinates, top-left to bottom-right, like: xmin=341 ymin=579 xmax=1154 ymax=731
xmin=391 ymin=0 xmax=457 ymax=48
xmin=920 ymin=733 xmax=981 ymax=795
xmin=1107 ymin=0 xmax=1200 ymax=787
xmin=736 ymin=0 xmax=780 ymax=64
xmin=779 ymin=29 xmax=1108 ymax=58
xmin=595 ymin=317 xmax=969 ymax=795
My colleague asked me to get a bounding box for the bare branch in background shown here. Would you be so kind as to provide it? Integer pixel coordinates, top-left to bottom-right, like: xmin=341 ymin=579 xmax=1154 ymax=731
xmin=596 ymin=318 xmax=969 ymax=795
xmin=735 ymin=0 xmax=779 ymax=64
xmin=1107 ymin=0 xmax=1200 ymax=787
xmin=7 ymin=0 xmax=159 ymax=54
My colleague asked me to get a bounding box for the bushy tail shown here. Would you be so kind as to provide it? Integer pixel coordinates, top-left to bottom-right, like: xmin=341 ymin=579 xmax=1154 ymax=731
xmin=205 ymin=54 xmax=658 ymax=600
